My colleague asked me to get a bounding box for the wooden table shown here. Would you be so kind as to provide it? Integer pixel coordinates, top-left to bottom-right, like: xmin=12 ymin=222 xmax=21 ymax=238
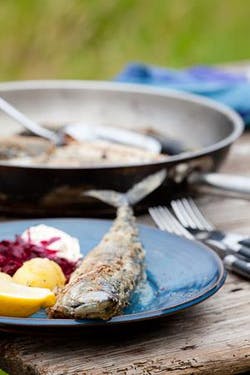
xmin=0 ymin=136 xmax=250 ymax=375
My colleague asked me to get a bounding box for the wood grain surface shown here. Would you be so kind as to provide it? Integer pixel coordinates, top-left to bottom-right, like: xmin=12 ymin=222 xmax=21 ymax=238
xmin=0 ymin=134 xmax=250 ymax=375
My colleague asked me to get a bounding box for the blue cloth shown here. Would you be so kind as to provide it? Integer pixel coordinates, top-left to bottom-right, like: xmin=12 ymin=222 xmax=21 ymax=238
xmin=115 ymin=63 xmax=250 ymax=126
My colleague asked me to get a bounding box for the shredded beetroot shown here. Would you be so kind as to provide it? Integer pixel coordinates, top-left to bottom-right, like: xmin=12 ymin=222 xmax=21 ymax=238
xmin=0 ymin=235 xmax=77 ymax=280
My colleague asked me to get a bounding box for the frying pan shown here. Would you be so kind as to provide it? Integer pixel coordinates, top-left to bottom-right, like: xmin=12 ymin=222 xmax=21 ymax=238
xmin=0 ymin=80 xmax=246 ymax=216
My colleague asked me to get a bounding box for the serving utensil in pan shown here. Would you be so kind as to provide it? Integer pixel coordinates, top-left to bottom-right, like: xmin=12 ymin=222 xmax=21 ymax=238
xmin=0 ymin=96 xmax=161 ymax=153
xmin=0 ymin=80 xmax=246 ymax=217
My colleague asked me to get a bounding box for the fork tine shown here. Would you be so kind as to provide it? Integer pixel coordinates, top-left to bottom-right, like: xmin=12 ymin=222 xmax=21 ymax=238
xmin=187 ymin=198 xmax=214 ymax=231
xmin=181 ymin=198 xmax=207 ymax=230
xmin=158 ymin=206 xmax=182 ymax=235
xmin=159 ymin=206 xmax=194 ymax=239
xmin=148 ymin=207 xmax=168 ymax=231
xmin=171 ymin=199 xmax=197 ymax=229
xmin=170 ymin=200 xmax=188 ymax=227
xmin=171 ymin=197 xmax=214 ymax=231
xmin=149 ymin=206 xmax=194 ymax=240
xmin=149 ymin=207 xmax=176 ymax=233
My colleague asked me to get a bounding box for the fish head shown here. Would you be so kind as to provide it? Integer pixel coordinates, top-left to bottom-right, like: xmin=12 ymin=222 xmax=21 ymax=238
xmin=61 ymin=280 xmax=120 ymax=320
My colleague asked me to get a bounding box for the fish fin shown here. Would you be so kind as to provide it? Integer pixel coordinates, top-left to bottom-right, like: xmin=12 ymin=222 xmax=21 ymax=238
xmin=84 ymin=169 xmax=166 ymax=207
xmin=84 ymin=190 xmax=127 ymax=208
xmin=126 ymin=169 xmax=166 ymax=205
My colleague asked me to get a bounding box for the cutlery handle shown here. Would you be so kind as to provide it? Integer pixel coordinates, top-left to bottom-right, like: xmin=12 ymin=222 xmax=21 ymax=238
xmin=224 ymin=255 xmax=250 ymax=279
xmin=239 ymin=238 xmax=250 ymax=248
xmin=190 ymin=172 xmax=250 ymax=195
xmin=0 ymin=97 xmax=59 ymax=144
xmin=225 ymin=240 xmax=250 ymax=260
xmin=237 ymin=245 xmax=250 ymax=260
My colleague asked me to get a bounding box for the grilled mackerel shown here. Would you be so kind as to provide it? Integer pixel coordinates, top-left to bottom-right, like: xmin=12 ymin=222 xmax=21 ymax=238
xmin=48 ymin=170 xmax=166 ymax=320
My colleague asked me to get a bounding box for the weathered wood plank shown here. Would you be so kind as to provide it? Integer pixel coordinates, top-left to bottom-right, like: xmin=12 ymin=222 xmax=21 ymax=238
xmin=0 ymin=135 xmax=250 ymax=374
xmin=0 ymin=272 xmax=249 ymax=375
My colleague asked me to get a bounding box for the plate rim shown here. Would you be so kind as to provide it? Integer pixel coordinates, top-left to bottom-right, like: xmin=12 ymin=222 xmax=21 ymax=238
xmin=0 ymin=217 xmax=226 ymax=328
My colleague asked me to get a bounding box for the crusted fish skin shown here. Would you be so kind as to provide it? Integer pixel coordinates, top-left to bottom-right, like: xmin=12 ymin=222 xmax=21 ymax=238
xmin=48 ymin=205 xmax=145 ymax=320
xmin=48 ymin=170 xmax=166 ymax=320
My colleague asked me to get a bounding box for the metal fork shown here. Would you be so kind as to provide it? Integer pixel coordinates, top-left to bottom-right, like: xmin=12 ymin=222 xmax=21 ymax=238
xmin=149 ymin=206 xmax=250 ymax=279
xmin=171 ymin=197 xmax=213 ymax=232
xmin=170 ymin=197 xmax=250 ymax=260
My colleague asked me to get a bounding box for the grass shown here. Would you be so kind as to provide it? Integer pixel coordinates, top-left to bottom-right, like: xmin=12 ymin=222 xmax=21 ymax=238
xmin=0 ymin=0 xmax=249 ymax=81
xmin=0 ymin=0 xmax=250 ymax=81
xmin=0 ymin=370 xmax=8 ymax=375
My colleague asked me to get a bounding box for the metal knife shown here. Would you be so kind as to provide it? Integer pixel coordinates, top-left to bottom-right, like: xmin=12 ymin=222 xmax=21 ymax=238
xmin=206 ymin=239 xmax=250 ymax=279
xmin=189 ymin=229 xmax=250 ymax=260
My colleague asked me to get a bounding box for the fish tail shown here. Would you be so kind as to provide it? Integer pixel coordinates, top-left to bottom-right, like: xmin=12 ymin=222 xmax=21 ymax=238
xmin=84 ymin=169 xmax=166 ymax=207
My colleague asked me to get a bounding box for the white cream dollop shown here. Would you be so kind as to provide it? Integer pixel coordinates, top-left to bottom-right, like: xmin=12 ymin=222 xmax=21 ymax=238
xmin=21 ymin=224 xmax=81 ymax=262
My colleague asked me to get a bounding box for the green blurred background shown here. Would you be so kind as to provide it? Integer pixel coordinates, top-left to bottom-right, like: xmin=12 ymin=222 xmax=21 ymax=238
xmin=0 ymin=0 xmax=249 ymax=80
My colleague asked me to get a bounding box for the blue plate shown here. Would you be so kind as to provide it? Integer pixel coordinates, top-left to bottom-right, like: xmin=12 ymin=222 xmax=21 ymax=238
xmin=0 ymin=218 xmax=226 ymax=332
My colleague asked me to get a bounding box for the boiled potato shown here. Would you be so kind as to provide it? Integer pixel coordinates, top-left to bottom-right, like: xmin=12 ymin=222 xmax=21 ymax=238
xmin=13 ymin=258 xmax=66 ymax=290
xmin=0 ymin=272 xmax=12 ymax=282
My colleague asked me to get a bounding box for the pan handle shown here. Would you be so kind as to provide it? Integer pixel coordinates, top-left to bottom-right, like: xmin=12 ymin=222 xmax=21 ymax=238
xmin=189 ymin=172 xmax=250 ymax=195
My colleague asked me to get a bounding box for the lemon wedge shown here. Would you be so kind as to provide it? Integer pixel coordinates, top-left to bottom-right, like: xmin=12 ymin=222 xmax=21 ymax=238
xmin=0 ymin=276 xmax=56 ymax=317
